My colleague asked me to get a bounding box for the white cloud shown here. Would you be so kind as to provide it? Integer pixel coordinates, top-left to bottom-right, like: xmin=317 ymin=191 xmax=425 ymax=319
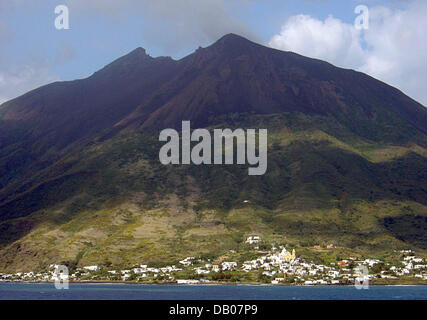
xmin=270 ymin=14 xmax=365 ymax=69
xmin=269 ymin=1 xmax=427 ymax=106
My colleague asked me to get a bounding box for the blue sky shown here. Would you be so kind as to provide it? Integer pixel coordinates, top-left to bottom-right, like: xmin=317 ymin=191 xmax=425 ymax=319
xmin=1 ymin=0 xmax=426 ymax=105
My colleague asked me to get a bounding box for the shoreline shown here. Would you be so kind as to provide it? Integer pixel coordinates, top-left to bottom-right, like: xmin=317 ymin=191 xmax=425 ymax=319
xmin=1 ymin=280 xmax=426 ymax=287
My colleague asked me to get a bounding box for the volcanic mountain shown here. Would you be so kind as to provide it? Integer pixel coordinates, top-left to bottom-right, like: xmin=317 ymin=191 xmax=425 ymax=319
xmin=0 ymin=34 xmax=426 ymax=272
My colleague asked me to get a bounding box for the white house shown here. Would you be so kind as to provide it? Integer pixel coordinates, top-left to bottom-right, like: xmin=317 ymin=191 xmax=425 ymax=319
xmin=245 ymin=236 xmax=260 ymax=244
xmin=84 ymin=265 xmax=100 ymax=271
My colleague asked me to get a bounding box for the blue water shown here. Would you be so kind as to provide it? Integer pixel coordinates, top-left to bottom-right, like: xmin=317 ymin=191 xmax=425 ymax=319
xmin=0 ymin=283 xmax=426 ymax=300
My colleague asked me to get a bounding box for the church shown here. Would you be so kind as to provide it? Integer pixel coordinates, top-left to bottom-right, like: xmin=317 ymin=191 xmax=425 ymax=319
xmin=280 ymin=248 xmax=296 ymax=262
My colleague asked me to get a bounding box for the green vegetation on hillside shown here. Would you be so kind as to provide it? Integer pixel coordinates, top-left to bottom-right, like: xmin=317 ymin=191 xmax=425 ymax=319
xmin=0 ymin=113 xmax=426 ymax=272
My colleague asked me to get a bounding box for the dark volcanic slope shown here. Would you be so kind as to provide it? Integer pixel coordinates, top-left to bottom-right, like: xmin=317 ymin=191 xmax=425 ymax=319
xmin=0 ymin=48 xmax=178 ymax=150
xmin=123 ymin=34 xmax=427 ymax=134
xmin=0 ymin=48 xmax=178 ymax=191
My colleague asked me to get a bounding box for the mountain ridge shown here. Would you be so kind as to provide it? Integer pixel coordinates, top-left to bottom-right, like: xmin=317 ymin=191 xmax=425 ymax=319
xmin=1 ymin=34 xmax=426 ymax=139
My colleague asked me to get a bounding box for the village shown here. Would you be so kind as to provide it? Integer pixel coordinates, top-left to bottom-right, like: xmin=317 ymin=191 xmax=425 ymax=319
xmin=1 ymin=236 xmax=426 ymax=286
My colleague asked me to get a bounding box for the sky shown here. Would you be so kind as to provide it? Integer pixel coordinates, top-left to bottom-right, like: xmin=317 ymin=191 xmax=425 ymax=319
xmin=0 ymin=0 xmax=426 ymax=106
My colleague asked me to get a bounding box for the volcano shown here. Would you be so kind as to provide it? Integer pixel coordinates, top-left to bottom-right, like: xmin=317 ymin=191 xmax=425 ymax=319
xmin=0 ymin=34 xmax=426 ymax=272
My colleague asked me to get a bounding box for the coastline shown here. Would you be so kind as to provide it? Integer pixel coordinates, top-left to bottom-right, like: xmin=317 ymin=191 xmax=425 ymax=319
xmin=2 ymin=280 xmax=426 ymax=287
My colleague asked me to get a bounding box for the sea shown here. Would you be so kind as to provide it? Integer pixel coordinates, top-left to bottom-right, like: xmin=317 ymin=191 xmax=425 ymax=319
xmin=0 ymin=283 xmax=426 ymax=300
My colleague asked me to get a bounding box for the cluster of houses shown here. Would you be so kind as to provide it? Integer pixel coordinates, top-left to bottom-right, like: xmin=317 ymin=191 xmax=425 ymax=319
xmin=1 ymin=239 xmax=426 ymax=285
xmin=117 ymin=264 xmax=184 ymax=280
xmin=386 ymin=254 xmax=427 ymax=280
